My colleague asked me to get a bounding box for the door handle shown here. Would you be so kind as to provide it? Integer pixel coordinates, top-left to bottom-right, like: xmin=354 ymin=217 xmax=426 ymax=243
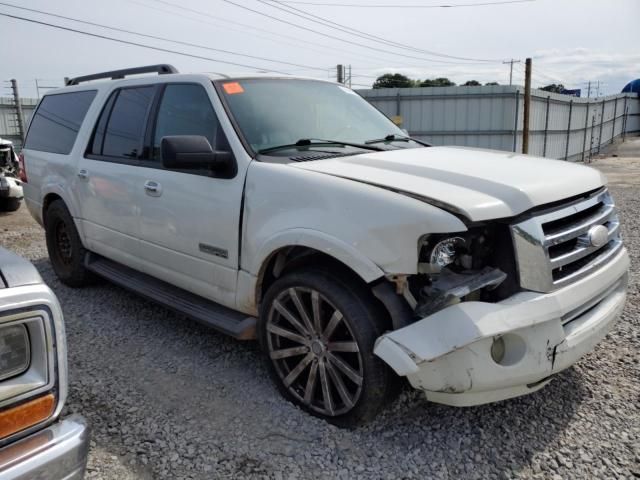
xmin=77 ymin=169 xmax=89 ymax=180
xmin=144 ymin=180 xmax=162 ymax=197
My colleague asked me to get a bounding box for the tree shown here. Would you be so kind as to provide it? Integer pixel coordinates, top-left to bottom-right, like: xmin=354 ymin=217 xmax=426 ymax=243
xmin=462 ymin=80 xmax=481 ymax=86
xmin=485 ymin=81 xmax=499 ymax=86
xmin=420 ymin=77 xmax=456 ymax=87
xmin=373 ymin=73 xmax=415 ymax=89
xmin=540 ymin=83 xmax=565 ymax=94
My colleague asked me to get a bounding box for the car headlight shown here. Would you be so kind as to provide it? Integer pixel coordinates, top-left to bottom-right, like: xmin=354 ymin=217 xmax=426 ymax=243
xmin=428 ymin=236 xmax=467 ymax=272
xmin=0 ymin=309 xmax=59 ymax=443
xmin=0 ymin=324 xmax=30 ymax=382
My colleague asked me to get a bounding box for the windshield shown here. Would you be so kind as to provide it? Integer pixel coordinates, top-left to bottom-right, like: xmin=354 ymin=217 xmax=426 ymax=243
xmin=218 ymin=79 xmax=413 ymax=155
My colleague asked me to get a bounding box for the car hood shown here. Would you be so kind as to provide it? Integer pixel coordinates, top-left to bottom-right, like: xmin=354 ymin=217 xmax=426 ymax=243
xmin=291 ymin=146 xmax=606 ymax=221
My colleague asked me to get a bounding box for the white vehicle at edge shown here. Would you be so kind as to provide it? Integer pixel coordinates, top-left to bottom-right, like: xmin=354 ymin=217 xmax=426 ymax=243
xmin=0 ymin=247 xmax=89 ymax=479
xmin=0 ymin=138 xmax=24 ymax=212
xmin=20 ymin=65 xmax=629 ymax=426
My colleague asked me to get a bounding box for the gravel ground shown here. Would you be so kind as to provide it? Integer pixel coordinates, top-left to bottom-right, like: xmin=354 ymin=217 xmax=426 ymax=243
xmin=1 ymin=139 xmax=639 ymax=479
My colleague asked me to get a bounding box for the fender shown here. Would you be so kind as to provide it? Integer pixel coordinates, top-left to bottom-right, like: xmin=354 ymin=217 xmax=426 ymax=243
xmin=250 ymin=227 xmax=385 ymax=283
xmin=235 ymin=228 xmax=386 ymax=315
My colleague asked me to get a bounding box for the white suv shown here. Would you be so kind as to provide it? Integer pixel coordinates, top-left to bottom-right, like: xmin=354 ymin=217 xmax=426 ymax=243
xmin=21 ymin=65 xmax=629 ymax=426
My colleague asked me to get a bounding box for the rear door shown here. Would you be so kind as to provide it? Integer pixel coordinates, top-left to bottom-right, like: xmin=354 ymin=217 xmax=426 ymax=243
xmin=135 ymin=82 xmax=244 ymax=308
xmin=76 ymin=85 xmax=157 ymax=270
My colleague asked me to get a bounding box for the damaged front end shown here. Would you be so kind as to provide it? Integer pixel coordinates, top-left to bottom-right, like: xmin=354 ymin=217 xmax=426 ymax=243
xmin=0 ymin=140 xmax=19 ymax=178
xmin=0 ymin=139 xmax=23 ymax=204
xmin=389 ymin=224 xmax=518 ymax=319
xmin=373 ymin=222 xmax=629 ymax=407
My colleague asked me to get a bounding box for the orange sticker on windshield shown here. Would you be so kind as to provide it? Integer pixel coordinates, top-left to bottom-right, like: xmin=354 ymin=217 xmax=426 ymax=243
xmin=223 ymin=82 xmax=244 ymax=94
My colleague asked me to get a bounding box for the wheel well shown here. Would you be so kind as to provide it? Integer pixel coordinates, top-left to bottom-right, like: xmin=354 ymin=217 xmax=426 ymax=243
xmin=42 ymin=193 xmax=63 ymax=222
xmin=257 ymin=247 xmax=394 ymax=329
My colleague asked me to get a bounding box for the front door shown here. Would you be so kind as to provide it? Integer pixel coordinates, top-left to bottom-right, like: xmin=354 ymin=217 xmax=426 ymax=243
xmin=135 ymin=82 xmax=244 ymax=308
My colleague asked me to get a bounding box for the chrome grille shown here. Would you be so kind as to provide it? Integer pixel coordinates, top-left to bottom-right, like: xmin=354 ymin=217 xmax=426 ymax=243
xmin=511 ymin=189 xmax=623 ymax=292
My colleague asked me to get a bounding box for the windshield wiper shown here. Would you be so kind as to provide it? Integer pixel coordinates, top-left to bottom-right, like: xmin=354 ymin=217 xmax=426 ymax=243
xmin=258 ymin=138 xmax=384 ymax=155
xmin=365 ymin=134 xmax=431 ymax=147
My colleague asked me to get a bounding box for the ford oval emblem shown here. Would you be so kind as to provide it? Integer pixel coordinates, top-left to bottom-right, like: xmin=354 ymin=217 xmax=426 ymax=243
xmin=587 ymin=225 xmax=609 ymax=248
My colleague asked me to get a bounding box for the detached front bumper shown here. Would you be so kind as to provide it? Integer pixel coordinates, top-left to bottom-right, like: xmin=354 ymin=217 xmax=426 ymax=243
xmin=0 ymin=415 xmax=90 ymax=480
xmin=374 ymin=247 xmax=629 ymax=407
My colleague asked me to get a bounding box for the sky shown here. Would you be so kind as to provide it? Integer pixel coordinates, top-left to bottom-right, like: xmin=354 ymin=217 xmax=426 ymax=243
xmin=1 ymin=0 xmax=638 ymax=98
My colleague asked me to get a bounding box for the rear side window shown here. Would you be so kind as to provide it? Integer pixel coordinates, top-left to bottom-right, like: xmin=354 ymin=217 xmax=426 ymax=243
xmin=24 ymin=90 xmax=96 ymax=154
xmin=89 ymin=86 xmax=155 ymax=159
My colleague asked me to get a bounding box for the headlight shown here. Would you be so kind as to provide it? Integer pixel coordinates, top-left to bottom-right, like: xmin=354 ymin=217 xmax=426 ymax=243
xmin=0 ymin=324 xmax=30 ymax=381
xmin=0 ymin=309 xmax=58 ymax=443
xmin=428 ymin=236 xmax=467 ymax=272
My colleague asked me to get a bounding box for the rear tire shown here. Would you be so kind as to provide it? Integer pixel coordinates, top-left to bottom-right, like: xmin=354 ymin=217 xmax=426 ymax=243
xmin=0 ymin=197 xmax=21 ymax=212
xmin=44 ymin=200 xmax=96 ymax=287
xmin=259 ymin=268 xmax=396 ymax=427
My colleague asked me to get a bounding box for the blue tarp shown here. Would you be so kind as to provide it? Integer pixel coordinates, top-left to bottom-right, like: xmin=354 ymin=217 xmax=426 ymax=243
xmin=621 ymin=79 xmax=640 ymax=94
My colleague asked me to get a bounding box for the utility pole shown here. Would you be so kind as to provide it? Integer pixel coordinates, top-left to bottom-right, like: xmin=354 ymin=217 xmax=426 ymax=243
xmin=503 ymin=59 xmax=521 ymax=86
xmin=586 ymin=80 xmax=591 ymax=98
xmin=522 ymin=58 xmax=532 ymax=154
xmin=10 ymin=79 xmax=26 ymax=144
xmin=336 ymin=64 xmax=344 ymax=84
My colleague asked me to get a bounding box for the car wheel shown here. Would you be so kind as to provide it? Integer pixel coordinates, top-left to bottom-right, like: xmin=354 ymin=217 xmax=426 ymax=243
xmin=0 ymin=197 xmax=21 ymax=212
xmin=259 ymin=268 xmax=396 ymax=427
xmin=44 ymin=200 xmax=96 ymax=287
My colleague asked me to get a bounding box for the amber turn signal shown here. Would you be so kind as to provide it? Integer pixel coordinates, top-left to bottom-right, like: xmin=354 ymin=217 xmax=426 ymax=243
xmin=0 ymin=394 xmax=55 ymax=439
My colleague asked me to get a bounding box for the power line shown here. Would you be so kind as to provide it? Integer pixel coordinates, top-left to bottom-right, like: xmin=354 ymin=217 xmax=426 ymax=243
xmin=0 ymin=1 xmax=327 ymax=72
xmin=220 ymin=0 xmax=502 ymax=65
xmin=0 ymin=12 xmax=292 ymax=74
xmin=127 ymin=0 xmax=390 ymax=67
xmin=263 ymin=0 xmax=535 ymax=8
xmin=256 ymin=0 xmax=503 ymax=62
xmin=138 ymin=0 xmax=454 ymax=69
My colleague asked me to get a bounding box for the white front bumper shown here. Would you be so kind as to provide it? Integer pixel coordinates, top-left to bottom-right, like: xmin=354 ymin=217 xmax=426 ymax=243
xmin=374 ymin=247 xmax=629 ymax=406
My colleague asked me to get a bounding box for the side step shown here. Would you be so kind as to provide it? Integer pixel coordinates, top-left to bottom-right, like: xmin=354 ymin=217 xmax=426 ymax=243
xmin=85 ymin=254 xmax=256 ymax=340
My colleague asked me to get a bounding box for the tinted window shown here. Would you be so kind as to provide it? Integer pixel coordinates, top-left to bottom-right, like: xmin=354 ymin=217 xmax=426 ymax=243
xmin=102 ymin=86 xmax=155 ymax=158
xmin=24 ymin=90 xmax=96 ymax=154
xmin=153 ymin=84 xmax=218 ymax=158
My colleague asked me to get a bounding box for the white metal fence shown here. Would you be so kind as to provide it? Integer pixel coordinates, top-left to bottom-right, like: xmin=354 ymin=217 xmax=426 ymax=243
xmin=359 ymin=85 xmax=640 ymax=161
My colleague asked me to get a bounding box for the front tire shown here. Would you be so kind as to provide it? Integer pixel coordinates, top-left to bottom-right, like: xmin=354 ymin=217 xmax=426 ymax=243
xmin=259 ymin=268 xmax=396 ymax=427
xmin=44 ymin=200 xmax=95 ymax=287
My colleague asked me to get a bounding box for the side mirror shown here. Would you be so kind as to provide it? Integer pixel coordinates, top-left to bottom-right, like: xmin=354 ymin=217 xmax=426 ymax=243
xmin=161 ymin=135 xmax=232 ymax=171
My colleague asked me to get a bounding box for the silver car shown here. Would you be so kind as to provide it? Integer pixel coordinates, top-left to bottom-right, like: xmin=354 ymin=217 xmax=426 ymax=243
xmin=0 ymin=247 xmax=89 ymax=479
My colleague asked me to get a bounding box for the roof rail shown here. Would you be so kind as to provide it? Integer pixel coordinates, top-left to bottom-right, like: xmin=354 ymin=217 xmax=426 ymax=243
xmin=66 ymin=64 xmax=178 ymax=86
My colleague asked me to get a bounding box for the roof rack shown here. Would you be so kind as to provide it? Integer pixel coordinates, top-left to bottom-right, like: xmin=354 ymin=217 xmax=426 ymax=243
xmin=66 ymin=64 xmax=178 ymax=86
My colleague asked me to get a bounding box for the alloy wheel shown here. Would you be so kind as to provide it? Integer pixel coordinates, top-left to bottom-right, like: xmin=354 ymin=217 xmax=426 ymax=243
xmin=266 ymin=287 xmax=364 ymax=416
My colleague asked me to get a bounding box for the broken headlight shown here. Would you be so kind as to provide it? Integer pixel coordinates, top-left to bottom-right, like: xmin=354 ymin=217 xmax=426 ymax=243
xmin=425 ymin=236 xmax=468 ymax=273
xmin=414 ymin=228 xmax=509 ymax=317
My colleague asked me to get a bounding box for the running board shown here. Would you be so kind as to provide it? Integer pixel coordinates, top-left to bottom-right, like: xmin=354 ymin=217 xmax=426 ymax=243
xmin=85 ymin=254 xmax=256 ymax=340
